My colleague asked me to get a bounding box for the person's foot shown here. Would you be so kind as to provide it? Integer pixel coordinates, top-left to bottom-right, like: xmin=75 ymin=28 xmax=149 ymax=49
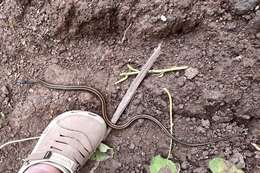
xmin=18 ymin=111 xmax=107 ymax=173
xmin=24 ymin=164 xmax=61 ymax=173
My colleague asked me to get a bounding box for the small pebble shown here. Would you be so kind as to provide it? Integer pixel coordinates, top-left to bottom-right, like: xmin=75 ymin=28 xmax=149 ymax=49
xmin=201 ymin=119 xmax=210 ymax=128
xmin=178 ymin=104 xmax=184 ymax=109
xmin=51 ymin=58 xmax=59 ymax=64
xmin=202 ymin=151 xmax=209 ymax=158
xmin=233 ymin=0 xmax=258 ymax=15
xmin=230 ymin=152 xmax=246 ymax=169
xmin=1 ymin=86 xmax=9 ymax=95
xmin=181 ymin=160 xmax=189 ymax=169
xmin=129 ymin=143 xmax=135 ymax=150
xmin=193 ymin=167 xmax=207 ymax=173
xmin=184 ymin=67 xmax=199 ymax=79
xmin=212 ymin=115 xmax=221 ymax=122
xmin=176 ymin=76 xmax=186 ymax=87
xmin=255 ymin=151 xmax=260 ymax=159
xmin=160 ymin=15 xmax=167 ymax=22
xmin=243 ymin=58 xmax=255 ymax=67
xmin=197 ymin=126 xmax=206 ymax=133
xmin=191 ymin=117 xmax=196 ymax=122
xmin=256 ymin=32 xmax=260 ymax=39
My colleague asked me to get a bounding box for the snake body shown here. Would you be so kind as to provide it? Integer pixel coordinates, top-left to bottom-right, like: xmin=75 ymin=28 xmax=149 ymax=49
xmin=19 ymin=79 xmax=229 ymax=147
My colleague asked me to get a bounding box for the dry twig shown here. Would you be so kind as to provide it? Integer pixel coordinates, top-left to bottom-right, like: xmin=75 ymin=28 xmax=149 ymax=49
xmin=0 ymin=136 xmax=40 ymax=150
xmin=105 ymin=43 xmax=162 ymax=137
xmin=120 ymin=23 xmax=132 ymax=44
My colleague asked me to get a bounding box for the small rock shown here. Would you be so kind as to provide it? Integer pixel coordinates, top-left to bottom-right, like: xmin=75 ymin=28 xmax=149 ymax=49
xmin=203 ymin=89 xmax=225 ymax=101
xmin=184 ymin=67 xmax=199 ymax=79
xmin=237 ymin=114 xmax=251 ymax=120
xmin=233 ymin=0 xmax=258 ymax=15
xmin=193 ymin=167 xmax=207 ymax=173
xmin=176 ymin=0 xmax=192 ymax=8
xmin=197 ymin=126 xmax=206 ymax=133
xmin=1 ymin=86 xmax=9 ymax=95
xmin=256 ymin=32 xmax=260 ymax=39
xmin=226 ymin=22 xmax=237 ymax=31
xmin=141 ymin=152 xmax=145 ymax=156
xmin=129 ymin=143 xmax=135 ymax=150
xmin=201 ymin=119 xmax=210 ymax=128
xmin=176 ymin=76 xmax=186 ymax=87
xmin=181 ymin=160 xmax=189 ymax=169
xmin=243 ymin=58 xmax=256 ymax=67
xmin=185 ymin=103 xmax=205 ymax=117
xmin=136 ymin=119 xmax=144 ymax=127
xmin=111 ymin=160 xmax=122 ymax=170
xmin=0 ymin=112 xmax=6 ymax=128
xmin=178 ymin=104 xmax=184 ymax=109
xmin=253 ymin=72 xmax=260 ymax=81
xmin=230 ymin=152 xmax=246 ymax=169
xmin=248 ymin=119 xmax=260 ymax=139
xmin=78 ymin=93 xmax=97 ymax=104
xmin=51 ymin=58 xmax=59 ymax=64
xmin=244 ymin=150 xmax=254 ymax=157
xmin=202 ymin=151 xmax=209 ymax=158
xmin=160 ymin=15 xmax=167 ymax=22
xmin=255 ymin=151 xmax=260 ymax=159
xmin=234 ymin=55 xmax=243 ymax=61
xmin=2 ymin=57 xmax=7 ymax=63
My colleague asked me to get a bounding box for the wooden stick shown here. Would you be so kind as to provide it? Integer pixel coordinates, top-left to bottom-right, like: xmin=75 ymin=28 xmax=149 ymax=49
xmin=105 ymin=43 xmax=162 ymax=137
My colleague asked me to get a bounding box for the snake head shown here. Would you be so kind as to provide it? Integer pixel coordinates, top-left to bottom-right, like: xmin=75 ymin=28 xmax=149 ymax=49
xmin=16 ymin=79 xmax=36 ymax=85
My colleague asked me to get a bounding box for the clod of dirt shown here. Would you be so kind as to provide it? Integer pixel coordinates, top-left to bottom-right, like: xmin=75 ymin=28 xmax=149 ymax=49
xmin=78 ymin=93 xmax=99 ymax=105
xmin=253 ymin=71 xmax=260 ymax=81
xmin=249 ymin=10 xmax=260 ymax=32
xmin=201 ymin=119 xmax=210 ymax=129
xmin=1 ymin=86 xmax=9 ymax=96
xmin=0 ymin=112 xmax=6 ymax=128
xmin=203 ymin=89 xmax=225 ymax=102
xmin=181 ymin=160 xmax=190 ymax=170
xmin=129 ymin=143 xmax=135 ymax=150
xmin=110 ymin=160 xmax=122 ymax=171
xmin=176 ymin=76 xmax=186 ymax=87
xmin=197 ymin=126 xmax=206 ymax=134
xmin=248 ymin=119 xmax=260 ymax=139
xmin=185 ymin=102 xmax=206 ymax=117
xmin=184 ymin=67 xmax=199 ymax=79
xmin=193 ymin=167 xmax=207 ymax=173
xmin=242 ymin=57 xmax=256 ymax=67
xmin=233 ymin=0 xmax=259 ymax=15
xmin=253 ymin=167 xmax=260 ymax=173
xmin=24 ymin=0 xmax=117 ymax=39
xmin=230 ymin=152 xmax=246 ymax=169
xmin=44 ymin=64 xmax=74 ymax=83
xmin=175 ymin=0 xmax=193 ymax=8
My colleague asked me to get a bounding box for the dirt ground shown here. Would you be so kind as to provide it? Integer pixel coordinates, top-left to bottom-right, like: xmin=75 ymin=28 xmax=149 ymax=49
xmin=0 ymin=0 xmax=259 ymax=172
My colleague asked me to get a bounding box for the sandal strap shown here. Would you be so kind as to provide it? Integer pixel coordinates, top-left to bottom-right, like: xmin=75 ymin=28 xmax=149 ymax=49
xmin=19 ymin=151 xmax=79 ymax=173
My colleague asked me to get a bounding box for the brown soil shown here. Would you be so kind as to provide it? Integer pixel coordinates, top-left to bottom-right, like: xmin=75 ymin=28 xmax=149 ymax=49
xmin=0 ymin=0 xmax=259 ymax=173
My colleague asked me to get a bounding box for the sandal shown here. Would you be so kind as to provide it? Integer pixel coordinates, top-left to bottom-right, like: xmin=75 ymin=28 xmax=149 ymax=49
xmin=18 ymin=110 xmax=107 ymax=173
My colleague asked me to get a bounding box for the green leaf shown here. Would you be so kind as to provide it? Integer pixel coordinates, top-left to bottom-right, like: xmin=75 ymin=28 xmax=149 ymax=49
xmin=90 ymin=143 xmax=114 ymax=161
xmin=209 ymin=157 xmax=244 ymax=173
xmin=150 ymin=155 xmax=179 ymax=173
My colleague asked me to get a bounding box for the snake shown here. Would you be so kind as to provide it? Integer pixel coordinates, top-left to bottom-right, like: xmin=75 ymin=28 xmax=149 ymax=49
xmin=17 ymin=79 xmax=230 ymax=147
